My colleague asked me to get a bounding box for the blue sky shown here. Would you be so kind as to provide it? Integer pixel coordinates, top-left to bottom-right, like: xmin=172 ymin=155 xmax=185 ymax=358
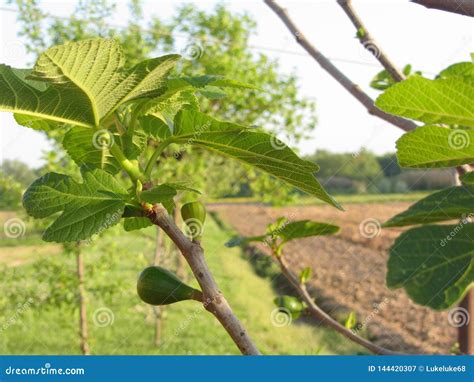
xmin=0 ymin=0 xmax=472 ymax=167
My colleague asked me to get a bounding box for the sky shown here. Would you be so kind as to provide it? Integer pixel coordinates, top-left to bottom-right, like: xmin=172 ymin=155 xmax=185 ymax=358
xmin=0 ymin=0 xmax=472 ymax=168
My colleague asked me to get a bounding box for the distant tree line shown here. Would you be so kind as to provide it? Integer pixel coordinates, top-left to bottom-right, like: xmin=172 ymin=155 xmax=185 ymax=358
xmin=230 ymin=149 xmax=454 ymax=198
xmin=0 ymin=160 xmax=39 ymax=209
xmin=0 ymin=149 xmax=454 ymax=210
xmin=304 ymin=149 xmax=454 ymax=195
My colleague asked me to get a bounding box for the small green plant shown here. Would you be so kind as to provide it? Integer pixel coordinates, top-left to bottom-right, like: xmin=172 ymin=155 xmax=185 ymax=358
xmin=227 ymin=217 xmax=397 ymax=355
xmin=370 ymin=64 xmax=421 ymax=91
xmin=0 ymin=38 xmax=342 ymax=355
xmin=274 ymin=295 xmax=306 ymax=320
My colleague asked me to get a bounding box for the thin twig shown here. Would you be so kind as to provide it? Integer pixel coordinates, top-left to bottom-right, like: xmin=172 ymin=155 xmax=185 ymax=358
xmin=146 ymin=205 xmax=260 ymax=355
xmin=263 ymin=0 xmax=417 ymax=132
xmin=275 ymin=253 xmax=400 ymax=355
xmin=411 ymin=0 xmax=474 ymax=17
xmin=337 ymin=0 xmax=405 ymax=82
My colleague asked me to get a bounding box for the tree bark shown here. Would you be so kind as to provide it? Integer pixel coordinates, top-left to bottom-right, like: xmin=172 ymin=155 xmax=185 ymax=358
xmin=173 ymin=203 xmax=187 ymax=280
xmin=458 ymin=291 xmax=474 ymax=354
xmin=75 ymin=244 xmax=90 ymax=355
xmin=147 ymin=205 xmax=260 ymax=355
xmin=337 ymin=0 xmax=405 ymax=82
xmin=411 ymin=0 xmax=474 ymax=17
xmin=153 ymin=227 xmax=164 ymax=346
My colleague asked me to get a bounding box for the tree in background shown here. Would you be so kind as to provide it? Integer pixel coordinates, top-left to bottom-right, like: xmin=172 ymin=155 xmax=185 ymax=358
xmin=0 ymin=160 xmax=38 ymax=186
xmin=306 ymin=149 xmax=381 ymax=193
xmin=10 ymin=0 xmax=317 ymax=202
xmin=0 ymin=160 xmax=38 ymax=210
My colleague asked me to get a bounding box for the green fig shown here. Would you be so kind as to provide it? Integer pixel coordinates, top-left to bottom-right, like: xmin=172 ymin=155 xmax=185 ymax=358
xmin=137 ymin=266 xmax=202 ymax=305
xmin=274 ymin=295 xmax=306 ymax=319
xmin=181 ymin=201 xmax=206 ymax=240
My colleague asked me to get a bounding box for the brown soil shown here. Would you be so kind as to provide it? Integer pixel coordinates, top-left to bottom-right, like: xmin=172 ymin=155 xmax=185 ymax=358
xmin=209 ymin=202 xmax=456 ymax=354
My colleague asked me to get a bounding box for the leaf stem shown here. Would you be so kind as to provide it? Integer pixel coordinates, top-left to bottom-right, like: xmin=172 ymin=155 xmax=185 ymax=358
xmin=274 ymin=249 xmax=400 ymax=355
xmin=144 ymin=140 xmax=173 ymax=179
xmin=109 ymin=143 xmax=144 ymax=182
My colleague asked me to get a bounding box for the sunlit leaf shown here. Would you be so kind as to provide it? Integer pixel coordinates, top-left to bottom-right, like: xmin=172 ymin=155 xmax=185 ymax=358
xmin=23 ymin=167 xmax=129 ymax=242
xmin=395 ymin=125 xmax=474 ymax=168
xmin=375 ymin=75 xmax=474 ymax=127
xmin=384 ymin=186 xmax=474 ymax=227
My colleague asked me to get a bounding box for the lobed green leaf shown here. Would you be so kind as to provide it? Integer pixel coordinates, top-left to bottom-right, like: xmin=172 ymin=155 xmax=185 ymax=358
xmin=62 ymin=127 xmax=120 ymax=173
xmin=23 ymin=167 xmax=130 ymax=242
xmin=384 ymin=185 xmax=474 ymax=227
xmin=375 ymin=75 xmax=474 ymax=128
xmin=123 ymin=217 xmax=153 ymax=232
xmin=387 ymin=224 xmax=474 ymax=310
xmin=277 ymin=220 xmax=340 ymax=243
xmin=0 ymin=39 xmax=179 ymax=129
xmin=140 ymin=110 xmax=339 ymax=208
xmin=395 ymin=125 xmax=474 ymax=168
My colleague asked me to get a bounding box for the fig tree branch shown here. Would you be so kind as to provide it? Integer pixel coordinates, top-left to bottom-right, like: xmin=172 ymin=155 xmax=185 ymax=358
xmin=411 ymin=0 xmax=474 ymax=17
xmin=263 ymin=0 xmax=417 ymax=132
xmin=337 ymin=0 xmax=405 ymax=82
xmin=146 ymin=204 xmax=261 ymax=355
xmin=274 ymin=252 xmax=400 ymax=355
xmin=335 ymin=0 xmax=473 ymax=177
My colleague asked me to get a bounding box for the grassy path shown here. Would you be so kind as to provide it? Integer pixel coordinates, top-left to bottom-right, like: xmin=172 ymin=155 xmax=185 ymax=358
xmin=0 ymin=218 xmax=360 ymax=355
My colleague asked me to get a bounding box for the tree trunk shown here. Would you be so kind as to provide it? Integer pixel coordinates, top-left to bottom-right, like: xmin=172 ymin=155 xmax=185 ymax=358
xmin=147 ymin=205 xmax=260 ymax=355
xmin=173 ymin=203 xmax=187 ymax=280
xmin=153 ymin=227 xmax=164 ymax=346
xmin=458 ymin=291 xmax=474 ymax=354
xmin=453 ymin=170 xmax=474 ymax=354
xmin=75 ymin=244 xmax=90 ymax=355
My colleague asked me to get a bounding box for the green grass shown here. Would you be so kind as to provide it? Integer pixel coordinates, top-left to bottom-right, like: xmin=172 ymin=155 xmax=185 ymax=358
xmin=0 ymin=219 xmax=363 ymax=355
xmin=210 ymin=192 xmax=430 ymax=206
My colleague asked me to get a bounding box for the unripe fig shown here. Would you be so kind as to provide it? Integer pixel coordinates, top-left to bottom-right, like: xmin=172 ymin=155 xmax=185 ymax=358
xmin=137 ymin=266 xmax=202 ymax=305
xmin=181 ymin=201 xmax=206 ymax=240
xmin=274 ymin=295 xmax=306 ymax=319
